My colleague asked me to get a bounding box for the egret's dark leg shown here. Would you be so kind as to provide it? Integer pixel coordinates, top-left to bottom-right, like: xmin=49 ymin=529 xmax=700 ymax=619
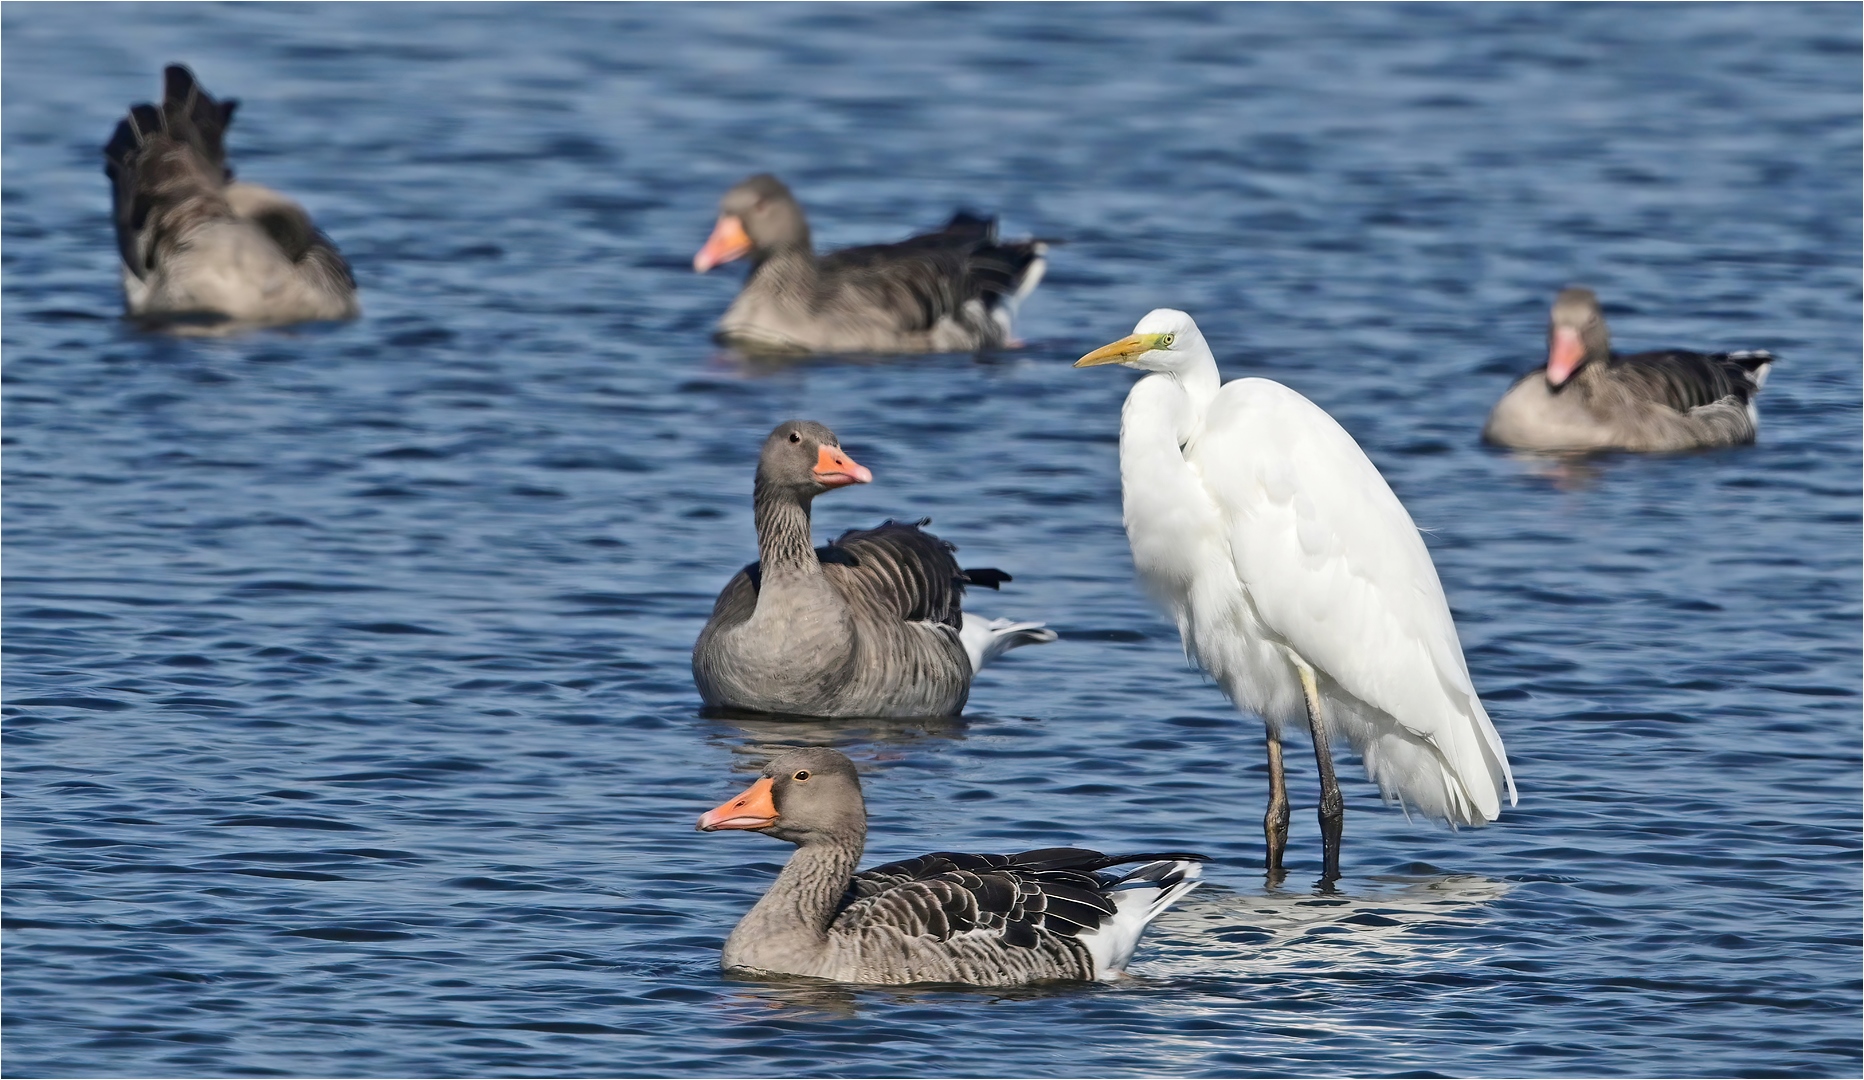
xmin=1295 ymin=660 xmax=1344 ymax=882
xmin=1264 ymin=732 xmax=1290 ymax=880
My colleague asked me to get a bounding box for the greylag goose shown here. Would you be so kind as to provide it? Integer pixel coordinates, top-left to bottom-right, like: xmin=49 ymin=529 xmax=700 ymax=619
xmin=1076 ymin=310 xmax=1515 ymax=882
xmin=1483 ymin=287 xmax=1775 ymax=452
xmin=103 ymin=65 xmax=358 ymax=328
xmin=692 ymin=174 xmax=1047 ymax=355
xmin=697 ymin=747 xmax=1207 ymax=985
xmin=693 ymin=421 xmax=1055 ymax=718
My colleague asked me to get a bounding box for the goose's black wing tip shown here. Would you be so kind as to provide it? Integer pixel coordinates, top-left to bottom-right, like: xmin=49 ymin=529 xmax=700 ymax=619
xmin=961 ymin=567 xmax=1011 ymax=590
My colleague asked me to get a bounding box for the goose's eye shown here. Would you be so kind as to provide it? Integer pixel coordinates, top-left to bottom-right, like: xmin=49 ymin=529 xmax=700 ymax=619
xmin=793 ymin=770 xmax=811 ymax=782
xmin=1159 ymin=333 xmax=1175 ymax=348
xmin=788 ymin=432 xmax=801 ymax=444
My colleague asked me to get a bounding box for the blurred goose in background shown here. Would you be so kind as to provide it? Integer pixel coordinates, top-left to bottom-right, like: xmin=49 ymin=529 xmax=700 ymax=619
xmin=692 ymin=174 xmax=1047 ymax=355
xmin=103 ymin=64 xmax=358 ymax=328
xmin=697 ymin=747 xmax=1206 ymax=985
xmin=1077 ymin=310 xmax=1516 ymax=882
xmin=1483 ymin=287 xmax=1775 ymax=452
xmin=693 ymin=420 xmax=1054 ymax=718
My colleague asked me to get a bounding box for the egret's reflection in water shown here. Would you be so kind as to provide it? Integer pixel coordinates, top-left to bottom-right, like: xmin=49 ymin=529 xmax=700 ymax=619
xmin=1137 ymin=873 xmax=1515 ymax=981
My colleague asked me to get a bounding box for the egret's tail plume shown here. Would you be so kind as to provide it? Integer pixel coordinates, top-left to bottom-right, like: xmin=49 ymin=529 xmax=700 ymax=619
xmin=1335 ymin=696 xmax=1515 ymax=828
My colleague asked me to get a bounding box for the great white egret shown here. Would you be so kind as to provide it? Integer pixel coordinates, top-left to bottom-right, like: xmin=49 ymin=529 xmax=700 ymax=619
xmin=1076 ymin=309 xmax=1516 ymax=881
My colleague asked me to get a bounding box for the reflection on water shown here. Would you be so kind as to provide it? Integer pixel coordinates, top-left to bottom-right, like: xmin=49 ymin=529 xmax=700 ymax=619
xmin=1139 ymin=874 xmax=1515 ymax=981
xmin=715 ymin=977 xmax=865 ymax=1022
xmin=704 ymin=711 xmax=971 ymax=765
xmin=1498 ymin=451 xmax=1607 ymax=491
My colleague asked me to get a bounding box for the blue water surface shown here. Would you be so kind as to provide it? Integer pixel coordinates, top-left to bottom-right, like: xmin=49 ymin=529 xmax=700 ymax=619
xmin=3 ymin=3 xmax=1860 ymax=1077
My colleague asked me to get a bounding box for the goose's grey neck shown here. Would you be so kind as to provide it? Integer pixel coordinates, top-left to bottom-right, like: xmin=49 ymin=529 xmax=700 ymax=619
xmin=724 ymin=834 xmax=863 ymax=970
xmin=753 ymin=479 xmax=819 ymax=577
xmin=746 ymin=247 xmax=819 ymax=298
xmin=772 ymin=835 xmax=863 ymax=933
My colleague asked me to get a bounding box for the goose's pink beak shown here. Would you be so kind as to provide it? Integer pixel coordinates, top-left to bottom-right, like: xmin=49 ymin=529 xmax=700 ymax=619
xmin=698 ymin=777 xmax=777 ymax=832
xmin=813 ymin=445 xmax=872 ymax=488
xmin=693 ymin=215 xmax=753 ymax=273
xmin=1547 ymin=326 xmax=1587 ymax=387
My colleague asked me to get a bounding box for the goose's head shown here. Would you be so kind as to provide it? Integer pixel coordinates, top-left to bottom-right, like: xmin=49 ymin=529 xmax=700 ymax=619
xmin=1546 ymin=287 xmax=1610 ymax=387
xmin=694 ymin=173 xmax=811 ymax=272
xmin=1075 ymin=308 xmax=1210 ymax=376
xmin=697 ymin=747 xmax=867 ymax=845
xmin=755 ymin=419 xmax=872 ymax=500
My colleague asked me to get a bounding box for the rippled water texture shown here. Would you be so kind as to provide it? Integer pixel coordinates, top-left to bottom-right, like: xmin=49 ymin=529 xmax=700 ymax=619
xmin=5 ymin=4 xmax=1861 ymax=1077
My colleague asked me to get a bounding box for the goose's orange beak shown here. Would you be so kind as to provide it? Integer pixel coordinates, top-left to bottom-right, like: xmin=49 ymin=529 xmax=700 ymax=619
xmin=698 ymin=777 xmax=777 ymax=832
xmin=813 ymin=445 xmax=872 ymax=488
xmin=694 ymin=214 xmax=753 ymax=272
xmin=1547 ymin=326 xmax=1587 ymax=387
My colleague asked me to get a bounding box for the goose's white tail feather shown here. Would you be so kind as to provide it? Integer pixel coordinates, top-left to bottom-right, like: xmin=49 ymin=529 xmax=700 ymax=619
xmin=1728 ymin=349 xmax=1774 ymax=389
xmin=960 ymin=614 xmax=1058 ymax=674
xmin=1078 ymin=859 xmax=1203 ymax=979
xmin=989 ymin=244 xmax=1047 ymax=343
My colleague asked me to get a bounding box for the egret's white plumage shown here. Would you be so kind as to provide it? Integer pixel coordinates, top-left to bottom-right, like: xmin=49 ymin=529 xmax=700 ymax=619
xmin=1077 ymin=310 xmax=1515 ymax=876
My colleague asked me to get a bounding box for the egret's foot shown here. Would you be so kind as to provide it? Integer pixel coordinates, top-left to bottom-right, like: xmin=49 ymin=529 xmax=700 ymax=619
xmin=1317 ymin=786 xmax=1344 ymax=882
xmin=1263 ymin=802 xmax=1290 ymax=872
xmin=1264 ymin=733 xmax=1290 ymax=873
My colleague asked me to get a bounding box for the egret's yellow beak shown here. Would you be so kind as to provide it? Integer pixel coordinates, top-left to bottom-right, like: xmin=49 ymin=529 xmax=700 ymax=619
xmin=1075 ymin=333 xmax=1168 ymax=367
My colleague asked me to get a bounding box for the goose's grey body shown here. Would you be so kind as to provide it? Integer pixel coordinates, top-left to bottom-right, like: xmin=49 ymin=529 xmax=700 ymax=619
xmin=698 ymin=748 xmax=1206 ymax=986
xmin=1484 ymin=288 xmax=1773 ymax=453
xmin=695 ymin=175 xmax=1046 ymax=355
xmin=692 ymin=421 xmax=1053 ymax=718
xmin=104 ymin=65 xmax=357 ymax=329
xmin=696 ymin=520 xmax=991 ymax=717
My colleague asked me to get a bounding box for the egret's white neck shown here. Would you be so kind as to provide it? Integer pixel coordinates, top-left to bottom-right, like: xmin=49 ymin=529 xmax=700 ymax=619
xmin=1116 ymin=352 xmax=1226 ymax=619
xmin=1131 ymin=348 xmax=1222 ymax=446
xmin=1172 ymin=350 xmax=1222 ymax=426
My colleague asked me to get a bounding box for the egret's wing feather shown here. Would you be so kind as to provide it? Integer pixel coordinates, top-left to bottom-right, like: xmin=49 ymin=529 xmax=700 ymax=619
xmin=1189 ymin=378 xmax=1515 ymax=824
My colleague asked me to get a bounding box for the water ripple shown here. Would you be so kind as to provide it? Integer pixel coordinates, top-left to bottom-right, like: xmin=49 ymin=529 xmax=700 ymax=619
xmin=4 ymin=3 xmax=1860 ymax=1077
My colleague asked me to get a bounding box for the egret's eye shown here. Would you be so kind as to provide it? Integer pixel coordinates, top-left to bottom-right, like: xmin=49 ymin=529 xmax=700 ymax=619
xmin=1159 ymin=333 xmax=1176 ymax=348
xmin=793 ymin=770 xmax=811 ymax=782
xmin=788 ymin=432 xmax=801 ymax=444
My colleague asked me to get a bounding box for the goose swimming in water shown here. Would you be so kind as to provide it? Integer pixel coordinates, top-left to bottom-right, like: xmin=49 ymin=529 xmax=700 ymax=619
xmin=692 ymin=420 xmax=1054 ymax=718
xmin=697 ymin=747 xmax=1206 ymax=985
xmin=1483 ymin=287 xmax=1775 ymax=453
xmin=692 ymin=174 xmax=1047 ymax=355
xmin=103 ymin=65 xmax=358 ymax=329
